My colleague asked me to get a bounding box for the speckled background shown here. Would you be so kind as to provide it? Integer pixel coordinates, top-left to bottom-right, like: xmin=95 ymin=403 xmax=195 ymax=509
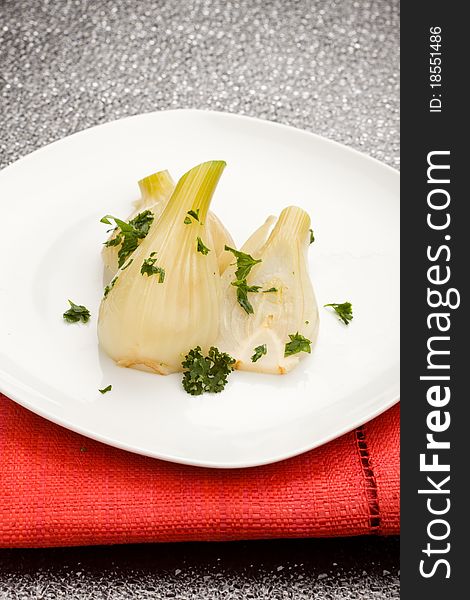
xmin=0 ymin=539 xmax=400 ymax=599
xmin=0 ymin=0 xmax=399 ymax=170
xmin=0 ymin=0 xmax=399 ymax=597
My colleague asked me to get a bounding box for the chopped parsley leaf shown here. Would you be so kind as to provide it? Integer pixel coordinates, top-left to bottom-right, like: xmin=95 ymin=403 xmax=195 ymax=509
xmin=105 ymin=236 xmax=121 ymax=247
xmin=63 ymin=300 xmax=91 ymax=324
xmin=309 ymin=229 xmax=315 ymax=244
xmin=101 ymin=210 xmax=154 ymax=268
xmin=197 ymin=237 xmax=210 ymax=255
xmin=129 ymin=210 xmax=154 ymax=235
xmin=284 ymin=332 xmax=312 ymax=357
xmin=251 ymin=344 xmax=267 ymax=363
xmin=324 ymin=302 xmax=353 ymax=325
xmin=224 ymin=246 xmax=262 ymax=280
xmin=99 ymin=385 xmax=112 ymax=394
xmin=231 ymin=280 xmax=262 ymax=314
xmin=140 ymin=252 xmax=165 ymax=281
xmin=224 ymin=246 xmax=263 ymax=314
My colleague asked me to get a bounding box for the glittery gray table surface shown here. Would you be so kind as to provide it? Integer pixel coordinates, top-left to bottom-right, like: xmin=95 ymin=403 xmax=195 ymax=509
xmin=0 ymin=0 xmax=399 ymax=598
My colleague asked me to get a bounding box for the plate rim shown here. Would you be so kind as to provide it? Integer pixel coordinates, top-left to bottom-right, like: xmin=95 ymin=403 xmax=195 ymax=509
xmin=1 ymin=376 xmax=399 ymax=469
xmin=0 ymin=108 xmax=400 ymax=469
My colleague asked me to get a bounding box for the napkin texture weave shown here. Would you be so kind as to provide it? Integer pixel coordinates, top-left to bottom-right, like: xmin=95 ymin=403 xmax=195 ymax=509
xmin=0 ymin=394 xmax=399 ymax=547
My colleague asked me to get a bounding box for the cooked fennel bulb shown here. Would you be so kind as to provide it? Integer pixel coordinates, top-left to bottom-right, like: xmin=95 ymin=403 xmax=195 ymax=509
xmin=98 ymin=160 xmax=226 ymax=374
xmin=102 ymin=170 xmax=235 ymax=276
xmin=217 ymin=206 xmax=319 ymax=374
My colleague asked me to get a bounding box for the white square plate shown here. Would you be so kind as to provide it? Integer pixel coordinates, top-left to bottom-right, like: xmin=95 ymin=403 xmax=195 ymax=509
xmin=0 ymin=110 xmax=399 ymax=468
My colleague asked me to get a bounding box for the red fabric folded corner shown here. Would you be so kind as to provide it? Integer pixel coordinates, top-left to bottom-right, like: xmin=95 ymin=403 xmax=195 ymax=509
xmin=0 ymin=394 xmax=400 ymax=548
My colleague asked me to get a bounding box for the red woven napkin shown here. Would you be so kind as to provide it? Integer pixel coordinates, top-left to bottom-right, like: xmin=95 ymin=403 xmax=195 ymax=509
xmin=0 ymin=394 xmax=399 ymax=548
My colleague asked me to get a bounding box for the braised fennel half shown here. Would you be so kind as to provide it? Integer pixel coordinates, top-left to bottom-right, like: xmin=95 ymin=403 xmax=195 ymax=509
xmin=98 ymin=161 xmax=226 ymax=374
xmin=216 ymin=206 xmax=319 ymax=374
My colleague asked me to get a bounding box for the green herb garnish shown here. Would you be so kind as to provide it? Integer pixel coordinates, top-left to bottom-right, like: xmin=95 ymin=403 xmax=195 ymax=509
xmin=284 ymin=332 xmax=312 ymax=357
xmin=225 ymin=246 xmax=263 ymax=314
xmin=263 ymin=287 xmax=278 ymax=293
xmin=63 ymin=300 xmax=91 ymax=323
xmin=197 ymin=237 xmax=210 ymax=255
xmin=184 ymin=209 xmax=200 ymax=224
xmin=182 ymin=346 xmax=236 ymax=395
xmin=105 ymin=236 xmax=121 ymax=247
xmin=104 ymin=276 xmax=118 ymax=298
xmin=99 ymin=385 xmax=112 ymax=394
xmin=140 ymin=252 xmax=165 ymax=281
xmin=251 ymin=344 xmax=267 ymax=363
xmin=101 ymin=210 xmax=154 ymax=268
xmin=324 ymin=302 xmax=353 ymax=325
xmin=129 ymin=210 xmax=154 ymax=235
xmin=231 ymin=280 xmax=262 ymax=314
xmin=309 ymin=229 xmax=315 ymax=244
xmin=224 ymin=246 xmax=262 ymax=280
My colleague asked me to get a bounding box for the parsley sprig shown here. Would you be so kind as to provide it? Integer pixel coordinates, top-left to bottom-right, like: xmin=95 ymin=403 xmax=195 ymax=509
xmin=224 ymin=246 xmax=262 ymax=314
xmin=63 ymin=300 xmax=91 ymax=324
xmin=140 ymin=252 xmax=165 ymax=281
xmin=324 ymin=302 xmax=353 ymax=325
xmin=284 ymin=333 xmax=312 ymax=357
xmin=182 ymin=346 xmax=236 ymax=395
xmin=101 ymin=210 xmax=154 ymax=268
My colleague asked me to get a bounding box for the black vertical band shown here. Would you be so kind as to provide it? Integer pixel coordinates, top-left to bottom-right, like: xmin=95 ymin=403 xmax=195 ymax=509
xmin=401 ymin=3 xmax=467 ymax=596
